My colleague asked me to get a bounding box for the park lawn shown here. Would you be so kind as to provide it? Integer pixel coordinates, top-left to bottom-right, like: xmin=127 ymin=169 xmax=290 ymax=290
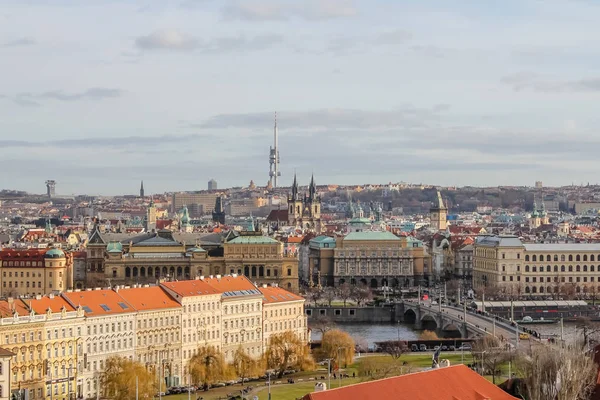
xmin=255 ymin=378 xmax=363 ymax=400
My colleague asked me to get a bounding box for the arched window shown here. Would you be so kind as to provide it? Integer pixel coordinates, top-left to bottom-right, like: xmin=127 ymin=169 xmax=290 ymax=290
xmin=532 ymin=286 xmax=537 ymax=293
xmin=569 ymin=255 xmax=573 ymax=261
xmin=540 ymin=286 xmax=544 ymax=293
xmin=568 ymin=265 xmax=573 ymax=272
xmin=532 ymin=255 xmax=537 ymax=262
xmin=592 ymin=255 xmax=596 ymax=262
xmin=525 ymin=286 xmax=530 ymax=293
xmin=532 ymin=266 xmax=537 ymax=272
xmin=577 ymin=265 xmax=581 ymax=272
xmin=525 ymin=265 xmax=530 ymax=272
xmin=545 ymin=255 xmax=550 ymax=262
xmin=554 ymin=265 xmax=559 ymax=272
xmin=525 ymin=255 xmax=530 ymax=261
xmin=546 ymin=265 xmax=551 ymax=272
xmin=584 ymin=265 xmax=588 ymax=272
xmin=576 ymin=255 xmax=581 ymax=262
xmin=561 ymin=255 xmax=565 ymax=261
xmin=584 ymin=255 xmax=588 ymax=262
xmin=287 ymin=268 xmax=292 ymax=276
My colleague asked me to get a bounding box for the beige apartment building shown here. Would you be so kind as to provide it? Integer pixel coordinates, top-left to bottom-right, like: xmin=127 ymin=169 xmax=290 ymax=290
xmin=0 ymin=248 xmax=72 ymax=297
xmin=473 ymin=235 xmax=600 ymax=297
xmin=260 ymin=285 xmax=307 ymax=348
xmin=171 ymin=192 xmax=218 ymax=216
xmin=0 ymin=275 xmax=306 ymax=398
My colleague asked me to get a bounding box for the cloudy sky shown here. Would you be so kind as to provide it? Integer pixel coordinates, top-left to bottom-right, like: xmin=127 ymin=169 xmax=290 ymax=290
xmin=1 ymin=0 xmax=600 ymax=195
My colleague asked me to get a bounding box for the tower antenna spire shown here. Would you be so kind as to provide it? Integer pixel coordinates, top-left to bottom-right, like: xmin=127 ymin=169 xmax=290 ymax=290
xmin=269 ymin=111 xmax=281 ymax=188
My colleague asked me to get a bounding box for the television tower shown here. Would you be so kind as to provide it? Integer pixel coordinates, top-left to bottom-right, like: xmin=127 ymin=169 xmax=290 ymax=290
xmin=269 ymin=112 xmax=281 ymax=188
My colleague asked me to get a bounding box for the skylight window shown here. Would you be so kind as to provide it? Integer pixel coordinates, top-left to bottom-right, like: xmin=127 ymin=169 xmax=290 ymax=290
xmin=99 ymin=304 xmax=111 ymax=312
xmin=117 ymin=302 xmax=129 ymax=310
xmin=82 ymin=306 xmax=93 ymax=313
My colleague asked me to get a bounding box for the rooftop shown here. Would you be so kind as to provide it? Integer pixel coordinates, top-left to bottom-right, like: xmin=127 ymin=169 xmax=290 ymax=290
xmin=116 ymin=287 xmax=180 ymax=310
xmin=523 ymin=243 xmax=600 ymax=252
xmin=259 ymin=286 xmax=304 ymax=304
xmin=227 ymin=236 xmax=279 ymax=245
xmin=301 ymin=365 xmax=518 ymax=400
xmin=344 ymin=231 xmax=400 ymax=241
xmin=62 ymin=290 xmax=135 ymax=316
xmin=475 ymin=235 xmax=523 ymax=248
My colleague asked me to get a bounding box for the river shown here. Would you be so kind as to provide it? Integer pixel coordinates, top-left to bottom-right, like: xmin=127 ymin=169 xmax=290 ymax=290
xmin=310 ymin=323 xmax=419 ymax=347
xmin=310 ymin=322 xmax=583 ymax=348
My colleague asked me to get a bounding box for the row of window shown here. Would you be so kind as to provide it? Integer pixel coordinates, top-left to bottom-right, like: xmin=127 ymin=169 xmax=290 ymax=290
xmin=266 ymin=307 xmax=302 ymax=318
xmin=184 ymin=330 xmax=218 ymax=343
xmin=88 ymin=321 xmax=133 ymax=335
xmin=183 ymin=316 xmax=218 ymax=328
xmin=86 ymin=338 xmax=133 ymax=357
xmin=138 ymin=315 xmax=180 ymax=329
xmin=265 ymin=320 xmax=303 ymax=332
xmin=223 ymin=303 xmax=261 ymax=315
xmin=524 ymin=285 xmax=598 ymax=294
xmin=4 ymin=281 xmax=44 ymax=288
xmin=3 ymin=271 xmax=44 ymax=277
xmin=224 ymin=318 xmax=257 ymax=330
xmin=525 ymin=254 xmax=600 ymax=262
xmin=184 ymin=302 xmax=218 ymax=313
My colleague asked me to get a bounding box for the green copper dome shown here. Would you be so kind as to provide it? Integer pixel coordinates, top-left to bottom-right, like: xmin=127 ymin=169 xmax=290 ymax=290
xmin=106 ymin=241 xmax=123 ymax=253
xmin=45 ymin=248 xmax=65 ymax=258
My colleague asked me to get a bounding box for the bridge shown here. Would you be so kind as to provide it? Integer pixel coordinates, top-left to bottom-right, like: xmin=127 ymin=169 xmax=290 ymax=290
xmin=400 ymin=301 xmax=520 ymax=342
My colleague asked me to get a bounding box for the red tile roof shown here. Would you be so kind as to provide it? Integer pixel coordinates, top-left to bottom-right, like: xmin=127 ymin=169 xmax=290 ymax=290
xmin=301 ymin=365 xmax=518 ymax=400
xmin=0 ymin=300 xmax=30 ymax=317
xmin=161 ymin=279 xmax=220 ymax=297
xmin=25 ymin=295 xmax=76 ymax=314
xmin=62 ymin=290 xmax=134 ymax=316
xmin=116 ymin=287 xmax=181 ymax=310
xmin=202 ymin=274 xmax=258 ymax=293
xmin=259 ymin=286 xmax=303 ymax=304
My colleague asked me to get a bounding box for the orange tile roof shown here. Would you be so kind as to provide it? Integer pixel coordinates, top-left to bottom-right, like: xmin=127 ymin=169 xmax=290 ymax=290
xmin=62 ymin=290 xmax=134 ymax=316
xmin=116 ymin=287 xmax=181 ymax=310
xmin=0 ymin=300 xmax=30 ymax=317
xmin=161 ymin=279 xmax=220 ymax=297
xmin=25 ymin=295 xmax=76 ymax=314
xmin=259 ymin=286 xmax=303 ymax=304
xmin=202 ymin=274 xmax=258 ymax=293
xmin=302 ymin=365 xmax=518 ymax=400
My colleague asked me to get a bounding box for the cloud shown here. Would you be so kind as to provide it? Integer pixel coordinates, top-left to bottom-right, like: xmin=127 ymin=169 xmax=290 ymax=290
xmin=502 ymin=72 xmax=600 ymax=93
xmin=135 ymin=30 xmax=283 ymax=53
xmin=223 ymin=0 xmax=357 ymax=21
xmin=2 ymin=37 xmax=35 ymax=47
xmin=39 ymin=88 xmax=123 ymax=101
xmin=135 ymin=30 xmax=200 ymax=50
xmin=196 ymin=106 xmax=448 ymax=130
xmin=1 ymin=88 xmax=123 ymax=107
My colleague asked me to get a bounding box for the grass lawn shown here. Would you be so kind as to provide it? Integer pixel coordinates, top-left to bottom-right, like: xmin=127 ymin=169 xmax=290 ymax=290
xmin=164 ymin=353 xmax=475 ymax=400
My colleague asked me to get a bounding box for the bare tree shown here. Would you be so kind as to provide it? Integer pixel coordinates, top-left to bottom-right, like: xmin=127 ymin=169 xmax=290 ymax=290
xmin=306 ymin=287 xmax=324 ymax=306
xmin=310 ymin=315 xmax=336 ymax=336
xmin=378 ymin=340 xmax=409 ymax=360
xmin=518 ymin=347 xmax=597 ymax=400
xmin=471 ymin=336 xmax=510 ymax=384
xmin=351 ymin=286 xmax=373 ymax=306
xmin=575 ymin=316 xmax=600 ymax=350
xmin=336 ymin=283 xmax=352 ymax=306
xmin=323 ymin=287 xmax=336 ymax=307
xmin=353 ymin=336 xmax=369 ymax=353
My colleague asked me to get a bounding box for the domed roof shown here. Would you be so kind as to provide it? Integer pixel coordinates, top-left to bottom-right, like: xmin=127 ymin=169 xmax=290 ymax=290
xmin=45 ymin=248 xmax=65 ymax=258
xmin=531 ymin=210 xmax=539 ymax=218
xmin=106 ymin=241 xmax=123 ymax=253
xmin=187 ymin=247 xmax=206 ymax=253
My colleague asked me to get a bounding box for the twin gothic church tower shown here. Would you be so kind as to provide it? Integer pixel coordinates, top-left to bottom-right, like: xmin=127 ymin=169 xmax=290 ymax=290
xmin=287 ymin=174 xmax=321 ymax=231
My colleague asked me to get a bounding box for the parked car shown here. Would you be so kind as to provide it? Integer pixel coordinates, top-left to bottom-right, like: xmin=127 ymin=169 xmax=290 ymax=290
xmin=441 ymin=345 xmax=448 ymax=351
xmin=449 ymin=345 xmax=456 ymax=351
xmin=433 ymin=346 xmax=440 ymax=352
xmin=411 ymin=344 xmax=419 ymax=352
xmin=419 ymin=344 xmax=427 ymax=351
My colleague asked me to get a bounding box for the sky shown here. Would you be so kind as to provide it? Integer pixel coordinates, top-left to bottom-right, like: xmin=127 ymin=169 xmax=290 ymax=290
xmin=2 ymin=0 xmax=600 ymax=195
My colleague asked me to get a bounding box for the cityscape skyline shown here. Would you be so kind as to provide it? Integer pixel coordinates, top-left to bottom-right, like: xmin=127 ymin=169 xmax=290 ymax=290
xmin=3 ymin=0 xmax=600 ymax=194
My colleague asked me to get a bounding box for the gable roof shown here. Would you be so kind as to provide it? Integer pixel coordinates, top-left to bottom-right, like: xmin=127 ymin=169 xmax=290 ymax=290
xmin=25 ymin=295 xmax=76 ymax=314
xmin=116 ymin=287 xmax=181 ymax=310
xmin=161 ymin=279 xmax=220 ymax=298
xmin=62 ymin=290 xmax=134 ymax=316
xmin=0 ymin=300 xmax=29 ymax=318
xmin=259 ymin=286 xmax=304 ymax=304
xmin=88 ymin=225 xmax=105 ymax=244
xmin=301 ymin=365 xmax=518 ymax=400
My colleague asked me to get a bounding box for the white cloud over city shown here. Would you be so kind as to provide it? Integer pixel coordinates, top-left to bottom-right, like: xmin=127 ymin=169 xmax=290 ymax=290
xmin=1 ymin=0 xmax=600 ymax=195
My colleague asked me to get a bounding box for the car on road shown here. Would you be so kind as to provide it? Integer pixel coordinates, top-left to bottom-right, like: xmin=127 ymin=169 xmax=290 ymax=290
xmin=441 ymin=345 xmax=448 ymax=351
xmin=419 ymin=344 xmax=427 ymax=351
xmin=449 ymin=345 xmax=456 ymax=351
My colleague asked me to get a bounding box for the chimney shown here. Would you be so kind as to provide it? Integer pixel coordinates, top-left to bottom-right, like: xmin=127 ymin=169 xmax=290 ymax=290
xmin=35 ymin=295 xmax=42 ymax=300
xmin=262 ymin=284 xmax=267 ymax=288
xmin=49 ymin=294 xmax=54 ymax=299
xmin=200 ymin=275 xmax=204 ymax=280
xmin=232 ymin=273 xmax=238 ymax=278
xmin=216 ymin=274 xmax=221 ymax=279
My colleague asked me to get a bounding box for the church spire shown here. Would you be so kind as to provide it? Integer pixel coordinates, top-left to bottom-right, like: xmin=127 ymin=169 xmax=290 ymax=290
xmin=309 ymin=173 xmax=316 ymax=200
xmin=291 ymin=172 xmax=299 ymax=201
xmin=140 ymin=180 xmax=145 ymax=198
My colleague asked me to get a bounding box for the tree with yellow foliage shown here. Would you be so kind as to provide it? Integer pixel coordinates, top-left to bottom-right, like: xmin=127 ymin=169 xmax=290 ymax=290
xmin=102 ymin=356 xmax=155 ymax=400
xmin=317 ymin=329 xmax=355 ymax=368
xmin=266 ymin=331 xmax=315 ymax=378
xmin=189 ymin=345 xmax=230 ymax=391
xmin=232 ymin=346 xmax=264 ymax=386
xmin=419 ymin=330 xmax=439 ymax=340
